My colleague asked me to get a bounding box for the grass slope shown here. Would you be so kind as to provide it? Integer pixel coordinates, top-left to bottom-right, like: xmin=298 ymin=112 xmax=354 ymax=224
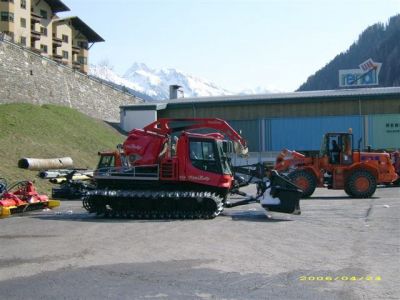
xmin=0 ymin=103 xmax=124 ymax=193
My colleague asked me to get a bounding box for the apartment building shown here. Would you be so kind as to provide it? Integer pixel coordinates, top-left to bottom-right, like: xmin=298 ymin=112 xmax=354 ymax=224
xmin=0 ymin=0 xmax=104 ymax=73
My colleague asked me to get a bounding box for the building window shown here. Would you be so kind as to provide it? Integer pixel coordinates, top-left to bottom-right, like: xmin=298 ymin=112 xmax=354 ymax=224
xmin=62 ymin=34 xmax=68 ymax=43
xmin=62 ymin=50 xmax=68 ymax=59
xmin=40 ymin=26 xmax=47 ymax=36
xmin=40 ymin=44 xmax=47 ymax=53
xmin=78 ymin=41 xmax=88 ymax=49
xmin=20 ymin=17 xmax=26 ymax=28
xmin=1 ymin=12 xmax=14 ymax=22
xmin=3 ymin=30 xmax=14 ymax=40
xmin=20 ymin=36 xmax=26 ymax=46
xmin=78 ymin=56 xmax=88 ymax=65
xmin=21 ymin=0 xmax=26 ymax=9
xmin=39 ymin=9 xmax=47 ymax=19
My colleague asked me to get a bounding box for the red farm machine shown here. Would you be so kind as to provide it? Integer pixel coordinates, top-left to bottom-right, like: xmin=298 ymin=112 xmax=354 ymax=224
xmin=0 ymin=178 xmax=60 ymax=217
xmin=390 ymin=150 xmax=400 ymax=185
xmin=274 ymin=132 xmax=399 ymax=198
xmin=82 ymin=118 xmax=302 ymax=219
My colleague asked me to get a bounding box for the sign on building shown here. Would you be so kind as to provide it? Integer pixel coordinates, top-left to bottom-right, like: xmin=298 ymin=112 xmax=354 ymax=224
xmin=339 ymin=58 xmax=382 ymax=87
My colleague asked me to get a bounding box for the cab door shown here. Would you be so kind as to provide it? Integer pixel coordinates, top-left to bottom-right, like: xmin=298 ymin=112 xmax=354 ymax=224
xmin=189 ymin=138 xmax=222 ymax=174
xmin=327 ymin=134 xmax=353 ymax=165
xmin=339 ymin=134 xmax=353 ymax=165
xmin=327 ymin=134 xmax=341 ymax=164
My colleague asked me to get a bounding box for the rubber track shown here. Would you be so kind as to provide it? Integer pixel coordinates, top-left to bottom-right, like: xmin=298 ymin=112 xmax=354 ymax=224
xmin=82 ymin=190 xmax=224 ymax=220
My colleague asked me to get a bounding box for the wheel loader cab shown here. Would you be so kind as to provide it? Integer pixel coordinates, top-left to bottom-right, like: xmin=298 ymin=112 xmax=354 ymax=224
xmin=320 ymin=133 xmax=353 ymax=165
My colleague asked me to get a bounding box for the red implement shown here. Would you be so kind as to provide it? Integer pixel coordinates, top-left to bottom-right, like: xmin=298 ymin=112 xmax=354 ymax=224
xmin=0 ymin=180 xmax=59 ymax=217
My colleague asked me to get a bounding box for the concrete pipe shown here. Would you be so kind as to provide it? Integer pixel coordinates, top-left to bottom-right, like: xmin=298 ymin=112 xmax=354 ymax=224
xmin=18 ymin=157 xmax=74 ymax=171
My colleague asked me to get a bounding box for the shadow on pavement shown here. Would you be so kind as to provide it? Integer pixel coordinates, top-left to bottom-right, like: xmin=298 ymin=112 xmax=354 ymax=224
xmin=0 ymin=259 xmax=363 ymax=299
xmin=377 ymin=184 xmax=400 ymax=189
xmin=30 ymin=212 xmax=190 ymax=223
xmin=221 ymin=210 xmax=293 ymax=222
xmin=28 ymin=209 xmax=293 ymax=223
xmin=303 ymin=196 xmax=379 ymax=200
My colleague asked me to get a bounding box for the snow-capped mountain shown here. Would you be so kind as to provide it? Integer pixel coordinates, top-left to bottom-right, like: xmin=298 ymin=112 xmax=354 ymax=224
xmin=123 ymin=63 xmax=231 ymax=100
xmin=89 ymin=64 xmax=143 ymax=92
xmin=90 ymin=62 xmax=277 ymax=101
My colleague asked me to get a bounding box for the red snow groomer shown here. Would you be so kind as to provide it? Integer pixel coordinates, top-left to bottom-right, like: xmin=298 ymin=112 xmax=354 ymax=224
xmin=83 ymin=118 xmax=302 ymax=219
xmin=0 ymin=178 xmax=60 ymax=217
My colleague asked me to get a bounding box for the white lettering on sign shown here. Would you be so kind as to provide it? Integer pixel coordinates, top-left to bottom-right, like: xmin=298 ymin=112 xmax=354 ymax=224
xmin=339 ymin=58 xmax=382 ymax=87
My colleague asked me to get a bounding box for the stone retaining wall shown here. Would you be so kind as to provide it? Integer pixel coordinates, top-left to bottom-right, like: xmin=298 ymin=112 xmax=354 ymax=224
xmin=0 ymin=40 xmax=141 ymax=121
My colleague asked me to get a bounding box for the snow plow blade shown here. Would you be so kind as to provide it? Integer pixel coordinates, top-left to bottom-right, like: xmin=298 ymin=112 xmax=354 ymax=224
xmin=261 ymin=170 xmax=302 ymax=214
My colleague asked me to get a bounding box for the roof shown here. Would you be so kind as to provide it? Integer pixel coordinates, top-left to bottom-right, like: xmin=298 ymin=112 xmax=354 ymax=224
xmin=120 ymin=87 xmax=400 ymax=111
xmin=44 ymin=0 xmax=70 ymax=13
xmin=120 ymin=103 xmax=167 ymax=111
xmin=166 ymin=87 xmax=400 ymax=106
xmin=54 ymin=17 xmax=105 ymax=43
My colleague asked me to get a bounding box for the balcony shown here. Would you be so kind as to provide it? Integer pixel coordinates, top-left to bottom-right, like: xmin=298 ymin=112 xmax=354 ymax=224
xmin=31 ymin=12 xmax=42 ymax=24
xmin=31 ymin=29 xmax=41 ymax=40
xmin=72 ymin=60 xmax=80 ymax=68
xmin=72 ymin=46 xmax=80 ymax=54
xmin=52 ymin=53 xmax=63 ymax=63
xmin=52 ymin=36 xmax=62 ymax=47
xmin=30 ymin=47 xmax=41 ymax=55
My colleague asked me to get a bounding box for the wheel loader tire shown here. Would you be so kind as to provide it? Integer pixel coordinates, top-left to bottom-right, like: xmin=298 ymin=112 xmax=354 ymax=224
xmin=288 ymin=170 xmax=317 ymax=198
xmin=345 ymin=170 xmax=377 ymax=198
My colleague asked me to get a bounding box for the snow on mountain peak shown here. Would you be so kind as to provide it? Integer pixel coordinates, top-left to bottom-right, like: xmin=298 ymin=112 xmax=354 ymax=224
xmin=89 ymin=64 xmax=143 ymax=93
xmin=90 ymin=62 xmax=278 ymax=101
xmin=121 ymin=62 xmax=231 ymax=100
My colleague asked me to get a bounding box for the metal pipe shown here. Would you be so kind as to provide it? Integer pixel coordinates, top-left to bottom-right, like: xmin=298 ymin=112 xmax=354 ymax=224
xmin=18 ymin=157 xmax=74 ymax=170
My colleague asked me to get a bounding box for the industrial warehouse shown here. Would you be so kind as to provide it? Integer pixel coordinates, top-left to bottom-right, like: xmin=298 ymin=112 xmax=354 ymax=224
xmin=120 ymin=86 xmax=400 ymax=152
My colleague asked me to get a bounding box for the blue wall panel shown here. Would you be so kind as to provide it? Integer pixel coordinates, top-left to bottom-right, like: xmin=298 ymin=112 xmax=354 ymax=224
xmin=368 ymin=114 xmax=400 ymax=149
xmin=228 ymin=119 xmax=261 ymax=152
xmin=268 ymin=115 xmax=363 ymax=151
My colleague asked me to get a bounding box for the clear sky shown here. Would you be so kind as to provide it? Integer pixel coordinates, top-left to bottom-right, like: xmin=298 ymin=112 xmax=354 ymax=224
xmin=59 ymin=0 xmax=399 ymax=92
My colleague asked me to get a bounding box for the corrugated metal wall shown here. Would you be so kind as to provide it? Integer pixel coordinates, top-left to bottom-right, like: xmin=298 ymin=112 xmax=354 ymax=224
xmin=227 ymin=116 xmax=370 ymax=152
xmin=164 ymin=114 xmax=400 ymax=153
xmin=228 ymin=115 xmax=400 ymax=152
xmin=368 ymin=114 xmax=400 ymax=149
xmin=266 ymin=115 xmax=364 ymax=151
xmin=228 ymin=119 xmax=261 ymax=152
xmin=158 ymin=98 xmax=400 ymax=120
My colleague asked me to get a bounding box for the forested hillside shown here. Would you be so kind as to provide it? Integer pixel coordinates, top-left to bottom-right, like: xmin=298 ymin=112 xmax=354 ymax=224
xmin=298 ymin=14 xmax=400 ymax=91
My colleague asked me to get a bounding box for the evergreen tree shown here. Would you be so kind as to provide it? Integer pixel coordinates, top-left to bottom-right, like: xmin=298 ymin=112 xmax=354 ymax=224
xmin=298 ymin=15 xmax=400 ymax=91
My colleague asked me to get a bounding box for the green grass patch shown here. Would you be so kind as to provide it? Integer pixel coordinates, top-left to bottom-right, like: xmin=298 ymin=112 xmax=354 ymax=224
xmin=0 ymin=103 xmax=124 ymax=193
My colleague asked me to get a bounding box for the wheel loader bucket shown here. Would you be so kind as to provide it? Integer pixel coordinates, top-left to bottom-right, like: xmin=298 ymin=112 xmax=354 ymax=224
xmin=261 ymin=170 xmax=302 ymax=214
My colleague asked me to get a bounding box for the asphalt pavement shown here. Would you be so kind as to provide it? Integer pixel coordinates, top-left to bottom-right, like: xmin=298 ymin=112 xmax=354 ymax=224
xmin=0 ymin=186 xmax=399 ymax=300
